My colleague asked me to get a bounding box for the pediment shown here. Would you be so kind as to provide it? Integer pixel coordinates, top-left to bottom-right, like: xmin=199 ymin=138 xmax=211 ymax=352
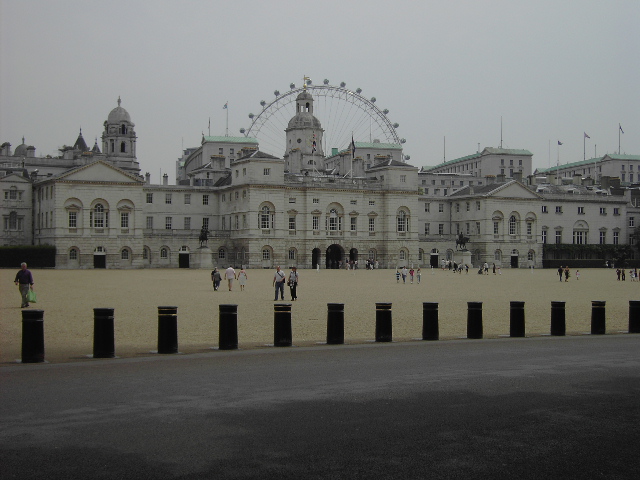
xmin=58 ymin=161 xmax=142 ymax=184
xmin=486 ymin=181 xmax=542 ymax=200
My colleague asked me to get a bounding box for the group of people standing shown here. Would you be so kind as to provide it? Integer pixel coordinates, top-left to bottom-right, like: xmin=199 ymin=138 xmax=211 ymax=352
xmin=557 ymin=266 xmax=579 ymax=281
xmin=395 ymin=267 xmax=421 ymax=284
xmin=211 ymin=266 xmax=248 ymax=292
xmin=273 ymin=266 xmax=299 ymax=301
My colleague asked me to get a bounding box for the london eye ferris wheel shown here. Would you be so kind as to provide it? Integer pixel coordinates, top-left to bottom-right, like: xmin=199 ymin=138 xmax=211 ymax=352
xmin=239 ymin=79 xmax=407 ymax=159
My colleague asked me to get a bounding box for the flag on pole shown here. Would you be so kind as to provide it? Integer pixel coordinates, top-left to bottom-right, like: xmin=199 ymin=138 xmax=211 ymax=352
xmin=351 ymin=136 xmax=356 ymax=158
xmin=584 ymin=132 xmax=590 ymax=139
xmin=223 ymin=102 xmax=228 ymax=109
xmin=619 ymin=124 xmax=624 ymax=134
xmin=558 ymin=141 xmax=563 ymax=145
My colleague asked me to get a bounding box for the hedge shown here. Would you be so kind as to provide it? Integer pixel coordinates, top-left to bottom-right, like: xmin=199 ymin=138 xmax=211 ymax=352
xmin=0 ymin=246 xmax=56 ymax=268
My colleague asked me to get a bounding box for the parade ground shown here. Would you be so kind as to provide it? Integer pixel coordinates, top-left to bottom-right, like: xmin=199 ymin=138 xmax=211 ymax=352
xmin=1 ymin=267 xmax=638 ymax=364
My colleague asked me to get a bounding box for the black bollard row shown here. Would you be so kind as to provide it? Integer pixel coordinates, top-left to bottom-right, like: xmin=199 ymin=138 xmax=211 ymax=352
xmin=274 ymin=304 xmax=292 ymax=347
xmin=467 ymin=302 xmax=483 ymax=339
xmin=22 ymin=309 xmax=45 ymax=363
xmin=591 ymin=301 xmax=606 ymax=335
xmin=326 ymin=303 xmax=345 ymax=345
xmin=375 ymin=303 xmax=392 ymax=342
xmin=157 ymin=306 xmax=178 ymax=354
xmin=219 ymin=304 xmax=238 ymax=350
xmin=630 ymin=301 xmax=640 ymax=334
xmin=509 ymin=301 xmax=526 ymax=338
xmin=422 ymin=302 xmax=439 ymax=341
xmin=550 ymin=301 xmax=566 ymax=336
xmin=93 ymin=308 xmax=115 ymax=358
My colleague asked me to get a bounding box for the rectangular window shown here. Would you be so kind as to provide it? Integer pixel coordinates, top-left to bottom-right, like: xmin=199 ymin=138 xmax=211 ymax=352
xmin=424 ymin=203 xmax=430 ymax=212
xmin=184 ymin=194 xmax=191 ymax=205
xmin=289 ymin=217 xmax=296 ymax=230
xmin=313 ymin=216 xmax=320 ymax=230
xmin=614 ymin=208 xmax=620 ymax=215
xmin=573 ymin=231 xmax=585 ymax=244
xmin=146 ymin=216 xmax=153 ymax=229
xmin=527 ymin=222 xmax=532 ymax=235
xmin=400 ymin=175 xmax=406 ymax=183
xmin=578 ymin=206 xmax=584 ymax=214
xmin=494 ymin=222 xmax=499 ymax=235
xmin=369 ymin=217 xmax=375 ymax=232
xmin=243 ymin=168 xmax=246 ymax=176
xmin=424 ymin=223 xmax=430 ymax=235
xmin=222 ymin=217 xmax=226 ymax=230
xmin=184 ymin=217 xmax=191 ymax=230
xmin=235 ymin=191 xmax=239 ymax=200
xmin=476 ymin=201 xmax=481 ymax=211
xmin=235 ymin=215 xmax=239 ymax=230
xmin=289 ymin=198 xmax=296 ymax=203
xmin=438 ymin=224 xmax=444 ymax=235
xmin=350 ymin=217 xmax=357 ymax=231
xmin=146 ymin=193 xmax=153 ymax=204
xmin=555 ymin=206 xmax=562 ymax=214
xmin=630 ymin=217 xmax=635 ymax=228
xmin=202 ymin=218 xmax=209 ymax=230
xmin=476 ymin=222 xmax=481 ymax=235
xmin=222 ymin=194 xmax=226 ymax=202
xmin=263 ymin=168 xmax=270 ymax=176
xmin=542 ymin=230 xmax=547 ymax=244
xmin=600 ymin=231 xmax=606 ymax=244
xmin=613 ymin=231 xmax=619 ymax=244
xmin=219 ymin=147 xmax=224 ymax=155
xmin=313 ymin=198 xmax=319 ymax=204
xmin=68 ymin=211 xmax=77 ymax=228
xmin=202 ymin=195 xmax=209 ymax=205
xmin=120 ymin=212 xmax=129 ymax=228
xmin=556 ymin=231 xmax=562 ymax=244
xmin=165 ymin=217 xmax=172 ymax=230
xmin=350 ymin=200 xmax=357 ymax=205
xmin=600 ymin=207 xmax=606 ymax=215
xmin=466 ymin=202 xmax=470 ymax=212
xmin=438 ymin=204 xmax=444 ymax=213
xmin=369 ymin=200 xmax=375 ymax=206
xmin=165 ymin=193 xmax=172 ymax=204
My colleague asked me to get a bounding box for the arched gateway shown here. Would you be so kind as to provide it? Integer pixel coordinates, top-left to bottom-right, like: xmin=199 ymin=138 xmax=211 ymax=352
xmin=326 ymin=244 xmax=345 ymax=269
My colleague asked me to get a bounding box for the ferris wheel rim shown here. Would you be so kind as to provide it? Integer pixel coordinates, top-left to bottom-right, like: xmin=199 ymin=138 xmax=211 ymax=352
xmin=242 ymin=84 xmax=402 ymax=146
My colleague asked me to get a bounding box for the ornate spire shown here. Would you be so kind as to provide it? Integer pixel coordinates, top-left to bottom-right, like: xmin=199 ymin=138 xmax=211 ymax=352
xmin=117 ymin=96 xmax=121 ymax=107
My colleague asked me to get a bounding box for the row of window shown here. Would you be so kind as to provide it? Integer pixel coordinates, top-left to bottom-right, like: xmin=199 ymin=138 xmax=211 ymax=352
xmin=541 ymin=230 xmax=621 ymax=245
xmin=3 ymin=188 xmax=24 ymax=200
xmin=541 ymin=205 xmax=621 ymax=215
xmin=147 ymin=193 xmax=210 ymax=205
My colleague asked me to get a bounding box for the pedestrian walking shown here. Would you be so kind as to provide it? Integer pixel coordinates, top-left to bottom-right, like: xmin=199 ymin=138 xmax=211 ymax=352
xmin=14 ymin=262 xmax=35 ymax=308
xmin=416 ymin=268 xmax=421 ymax=284
xmin=492 ymin=263 xmax=496 ymax=274
xmin=558 ymin=266 xmax=564 ymax=281
xmin=211 ymin=268 xmax=222 ymax=291
xmin=409 ymin=268 xmax=415 ymax=284
xmin=273 ymin=265 xmax=286 ymax=301
xmin=564 ymin=266 xmax=570 ymax=282
xmin=396 ymin=269 xmax=400 ymax=283
xmin=288 ymin=267 xmax=299 ymax=300
xmin=401 ymin=266 xmax=408 ymax=283
xmin=225 ymin=266 xmax=236 ymax=291
xmin=237 ymin=269 xmax=248 ymax=291
xmin=576 ymin=269 xmax=580 ymax=281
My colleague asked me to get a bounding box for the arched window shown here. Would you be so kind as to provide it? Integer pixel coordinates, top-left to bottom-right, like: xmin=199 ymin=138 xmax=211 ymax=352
xmin=121 ymin=248 xmax=130 ymax=260
xmin=397 ymin=210 xmax=408 ymax=232
xmin=69 ymin=248 xmax=78 ymax=260
xmin=399 ymin=250 xmax=406 ymax=261
xmin=509 ymin=215 xmax=517 ymax=235
xmin=120 ymin=141 xmax=126 ymax=153
xmin=288 ymin=248 xmax=296 ymax=260
xmin=328 ymin=208 xmax=341 ymax=231
xmin=92 ymin=203 xmax=106 ymax=228
xmin=495 ymin=250 xmax=502 ymax=261
xmin=120 ymin=124 xmax=127 ymax=134
xmin=218 ymin=248 xmax=226 ymax=259
xmin=160 ymin=248 xmax=168 ymax=259
xmin=260 ymin=206 xmax=272 ymax=229
xmin=262 ymin=248 xmax=271 ymax=260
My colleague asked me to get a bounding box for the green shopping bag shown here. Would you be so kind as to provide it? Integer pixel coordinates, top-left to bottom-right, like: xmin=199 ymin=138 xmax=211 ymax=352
xmin=27 ymin=289 xmax=37 ymax=303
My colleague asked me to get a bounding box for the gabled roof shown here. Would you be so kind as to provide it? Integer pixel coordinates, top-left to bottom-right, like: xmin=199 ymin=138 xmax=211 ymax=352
xmin=236 ymin=150 xmax=280 ymax=161
xmin=449 ymin=180 xmax=543 ymax=200
xmin=0 ymin=172 xmax=31 ymax=183
xmin=36 ymin=160 xmax=143 ymax=184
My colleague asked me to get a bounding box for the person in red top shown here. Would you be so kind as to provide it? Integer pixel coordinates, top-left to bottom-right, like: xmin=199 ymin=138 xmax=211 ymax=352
xmin=14 ymin=262 xmax=34 ymax=308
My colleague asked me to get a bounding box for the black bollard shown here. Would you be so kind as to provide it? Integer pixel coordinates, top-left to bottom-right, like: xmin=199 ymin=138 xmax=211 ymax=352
xmin=326 ymin=303 xmax=344 ymax=345
xmin=591 ymin=300 xmax=606 ymax=335
xmin=157 ymin=306 xmax=178 ymax=354
xmin=550 ymin=301 xmax=566 ymax=336
xmin=274 ymin=304 xmax=292 ymax=347
xmin=22 ymin=309 xmax=45 ymax=363
xmin=93 ymin=308 xmax=115 ymax=358
xmin=375 ymin=303 xmax=393 ymax=342
xmin=219 ymin=304 xmax=238 ymax=350
xmin=509 ymin=301 xmax=526 ymax=338
xmin=422 ymin=302 xmax=439 ymax=341
xmin=629 ymin=301 xmax=640 ymax=334
xmin=467 ymin=302 xmax=483 ymax=339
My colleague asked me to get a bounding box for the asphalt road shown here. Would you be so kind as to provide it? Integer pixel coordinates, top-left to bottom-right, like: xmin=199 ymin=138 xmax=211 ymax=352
xmin=1 ymin=335 xmax=639 ymax=479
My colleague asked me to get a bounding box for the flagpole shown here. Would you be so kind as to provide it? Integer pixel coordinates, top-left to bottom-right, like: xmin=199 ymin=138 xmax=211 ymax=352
xmin=583 ymin=134 xmax=586 ymax=161
xmin=225 ymin=102 xmax=229 ymax=137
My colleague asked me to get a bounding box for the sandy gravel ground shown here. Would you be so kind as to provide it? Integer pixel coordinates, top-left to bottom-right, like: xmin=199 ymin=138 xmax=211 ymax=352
xmin=1 ymin=267 xmax=638 ymax=363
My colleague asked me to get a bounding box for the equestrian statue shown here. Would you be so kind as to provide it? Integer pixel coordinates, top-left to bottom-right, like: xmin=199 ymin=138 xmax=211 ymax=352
xmin=199 ymin=226 xmax=211 ymax=248
xmin=455 ymin=233 xmax=470 ymax=251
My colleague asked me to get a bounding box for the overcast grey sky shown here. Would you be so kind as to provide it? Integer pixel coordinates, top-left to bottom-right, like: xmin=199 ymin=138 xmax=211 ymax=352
xmin=1 ymin=0 xmax=638 ymax=183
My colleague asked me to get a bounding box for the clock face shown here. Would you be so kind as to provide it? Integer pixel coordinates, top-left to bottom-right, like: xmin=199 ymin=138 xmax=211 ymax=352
xmin=297 ymin=138 xmax=302 ymax=143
